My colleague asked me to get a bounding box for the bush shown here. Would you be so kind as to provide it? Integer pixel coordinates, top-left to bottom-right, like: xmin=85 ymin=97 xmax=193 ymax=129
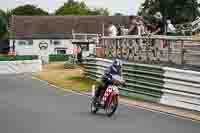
xmin=0 ymin=55 xmax=38 ymax=61
xmin=14 ymin=55 xmax=38 ymax=60
xmin=49 ymin=54 xmax=71 ymax=62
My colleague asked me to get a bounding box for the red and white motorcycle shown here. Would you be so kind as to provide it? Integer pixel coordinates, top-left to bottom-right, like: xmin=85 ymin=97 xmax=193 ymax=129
xmin=90 ymin=75 xmax=125 ymax=117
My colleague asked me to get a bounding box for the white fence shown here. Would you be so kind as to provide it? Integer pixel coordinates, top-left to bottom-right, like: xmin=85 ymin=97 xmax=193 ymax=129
xmin=0 ymin=60 xmax=42 ymax=74
xmin=96 ymin=35 xmax=200 ymax=68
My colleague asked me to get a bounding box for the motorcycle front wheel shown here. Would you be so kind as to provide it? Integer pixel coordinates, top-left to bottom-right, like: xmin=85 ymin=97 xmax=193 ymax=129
xmin=90 ymin=98 xmax=99 ymax=114
xmin=105 ymin=96 xmax=118 ymax=117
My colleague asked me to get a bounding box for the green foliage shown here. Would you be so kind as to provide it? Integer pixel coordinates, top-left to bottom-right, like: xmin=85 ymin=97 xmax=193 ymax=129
xmin=55 ymin=0 xmax=109 ymax=16
xmin=55 ymin=0 xmax=89 ymax=15
xmin=0 ymin=10 xmax=7 ymax=39
xmin=138 ymin=0 xmax=200 ymax=24
xmin=88 ymin=8 xmax=110 ymax=16
xmin=0 ymin=10 xmax=12 ymax=39
xmin=114 ymin=13 xmax=124 ymax=16
xmin=49 ymin=54 xmax=71 ymax=62
xmin=12 ymin=4 xmax=49 ymax=16
xmin=0 ymin=55 xmax=38 ymax=61
xmin=0 ymin=10 xmax=12 ymax=25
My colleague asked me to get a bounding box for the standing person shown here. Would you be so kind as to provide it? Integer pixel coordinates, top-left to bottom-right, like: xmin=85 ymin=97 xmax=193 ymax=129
xmin=167 ymin=19 xmax=176 ymax=35
xmin=151 ymin=12 xmax=165 ymax=35
xmin=126 ymin=16 xmax=140 ymax=57
xmin=128 ymin=16 xmax=138 ymax=35
xmin=151 ymin=12 xmax=168 ymax=52
xmin=138 ymin=19 xmax=145 ymax=36
xmin=77 ymin=46 xmax=82 ymax=63
xmin=107 ymin=22 xmax=117 ymax=57
xmin=107 ymin=22 xmax=118 ymax=37
xmin=117 ymin=24 xmax=123 ymax=36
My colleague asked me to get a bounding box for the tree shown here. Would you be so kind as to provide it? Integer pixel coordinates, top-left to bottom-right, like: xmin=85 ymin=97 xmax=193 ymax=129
xmin=0 ymin=16 xmax=7 ymax=39
xmin=55 ymin=0 xmax=89 ymax=15
xmin=138 ymin=0 xmax=200 ymax=24
xmin=89 ymin=8 xmax=110 ymax=16
xmin=12 ymin=4 xmax=48 ymax=16
xmin=114 ymin=13 xmax=124 ymax=16
xmin=55 ymin=0 xmax=109 ymax=16
xmin=0 ymin=10 xmax=9 ymax=39
xmin=0 ymin=10 xmax=12 ymax=27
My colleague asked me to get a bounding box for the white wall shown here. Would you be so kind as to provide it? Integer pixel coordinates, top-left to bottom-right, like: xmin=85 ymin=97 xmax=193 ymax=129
xmin=51 ymin=40 xmax=74 ymax=55
xmin=10 ymin=39 xmax=96 ymax=59
xmin=81 ymin=43 xmax=96 ymax=58
xmin=10 ymin=39 xmax=74 ymax=55
xmin=0 ymin=60 xmax=42 ymax=74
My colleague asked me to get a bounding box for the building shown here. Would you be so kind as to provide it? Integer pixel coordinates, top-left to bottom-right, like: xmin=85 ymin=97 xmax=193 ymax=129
xmin=9 ymin=15 xmax=131 ymax=62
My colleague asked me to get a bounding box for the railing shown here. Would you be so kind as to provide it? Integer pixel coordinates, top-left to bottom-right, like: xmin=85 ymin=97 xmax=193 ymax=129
xmin=72 ymin=33 xmax=100 ymax=43
xmin=83 ymin=58 xmax=112 ymax=80
xmin=97 ymin=35 xmax=200 ymax=71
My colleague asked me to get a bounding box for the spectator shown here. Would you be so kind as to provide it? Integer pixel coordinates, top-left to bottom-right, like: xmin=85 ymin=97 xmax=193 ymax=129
xmin=167 ymin=19 xmax=176 ymax=35
xmin=120 ymin=25 xmax=128 ymax=35
xmin=137 ymin=19 xmax=145 ymax=36
xmin=77 ymin=46 xmax=82 ymax=63
xmin=107 ymin=22 xmax=118 ymax=37
xmin=117 ymin=24 xmax=122 ymax=36
xmin=145 ymin=23 xmax=154 ymax=34
xmin=127 ymin=16 xmax=140 ymax=57
xmin=128 ymin=16 xmax=138 ymax=35
xmin=151 ymin=12 xmax=165 ymax=35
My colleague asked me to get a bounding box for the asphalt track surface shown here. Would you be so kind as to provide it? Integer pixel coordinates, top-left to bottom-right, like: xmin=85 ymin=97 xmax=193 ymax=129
xmin=0 ymin=74 xmax=200 ymax=133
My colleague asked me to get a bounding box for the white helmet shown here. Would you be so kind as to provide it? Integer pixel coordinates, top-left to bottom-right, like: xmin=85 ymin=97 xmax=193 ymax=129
xmin=113 ymin=59 xmax=121 ymax=68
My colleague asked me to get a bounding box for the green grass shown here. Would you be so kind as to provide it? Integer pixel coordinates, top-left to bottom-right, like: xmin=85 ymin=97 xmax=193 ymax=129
xmin=65 ymin=76 xmax=99 ymax=92
xmin=33 ymin=63 xmax=99 ymax=92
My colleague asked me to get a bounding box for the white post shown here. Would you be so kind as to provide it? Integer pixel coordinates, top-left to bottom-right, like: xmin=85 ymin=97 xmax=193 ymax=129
xmin=102 ymin=23 xmax=105 ymax=36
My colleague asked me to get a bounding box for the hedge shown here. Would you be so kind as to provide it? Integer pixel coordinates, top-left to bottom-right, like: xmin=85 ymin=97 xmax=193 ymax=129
xmin=49 ymin=54 xmax=72 ymax=62
xmin=0 ymin=55 xmax=38 ymax=61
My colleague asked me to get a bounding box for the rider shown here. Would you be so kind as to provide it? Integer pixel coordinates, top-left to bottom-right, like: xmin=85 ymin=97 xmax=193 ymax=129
xmin=94 ymin=59 xmax=122 ymax=102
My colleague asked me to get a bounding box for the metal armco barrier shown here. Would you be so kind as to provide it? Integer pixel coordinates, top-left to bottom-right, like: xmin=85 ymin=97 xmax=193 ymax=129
xmin=83 ymin=57 xmax=200 ymax=112
xmin=83 ymin=58 xmax=112 ymax=81
xmin=122 ymin=62 xmax=164 ymax=102
xmin=160 ymin=67 xmax=200 ymax=111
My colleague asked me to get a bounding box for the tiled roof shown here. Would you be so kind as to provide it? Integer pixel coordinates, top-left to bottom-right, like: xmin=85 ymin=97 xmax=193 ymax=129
xmin=10 ymin=15 xmax=133 ymax=39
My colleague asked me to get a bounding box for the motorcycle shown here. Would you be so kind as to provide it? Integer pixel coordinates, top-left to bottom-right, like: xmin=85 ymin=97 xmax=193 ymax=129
xmin=89 ymin=75 xmax=125 ymax=117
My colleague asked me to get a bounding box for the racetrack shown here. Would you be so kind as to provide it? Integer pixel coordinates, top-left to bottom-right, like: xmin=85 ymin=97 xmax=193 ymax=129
xmin=0 ymin=74 xmax=200 ymax=133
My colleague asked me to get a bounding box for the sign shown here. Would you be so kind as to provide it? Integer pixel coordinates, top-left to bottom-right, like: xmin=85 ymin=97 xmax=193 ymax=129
xmin=39 ymin=41 xmax=48 ymax=50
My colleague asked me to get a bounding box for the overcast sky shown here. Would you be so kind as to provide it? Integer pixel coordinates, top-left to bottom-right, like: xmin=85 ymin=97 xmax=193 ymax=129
xmin=1 ymin=0 xmax=145 ymax=15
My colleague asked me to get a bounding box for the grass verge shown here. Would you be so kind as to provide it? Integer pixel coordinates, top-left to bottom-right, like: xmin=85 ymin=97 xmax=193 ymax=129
xmin=33 ymin=62 xmax=98 ymax=92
